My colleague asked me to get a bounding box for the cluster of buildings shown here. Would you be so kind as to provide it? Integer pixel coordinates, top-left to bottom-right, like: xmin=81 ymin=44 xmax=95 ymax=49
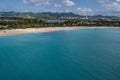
xmin=60 ymin=16 xmax=120 ymax=21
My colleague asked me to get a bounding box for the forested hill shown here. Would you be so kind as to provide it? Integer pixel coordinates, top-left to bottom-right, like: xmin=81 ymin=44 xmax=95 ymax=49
xmin=0 ymin=12 xmax=119 ymax=20
xmin=0 ymin=12 xmax=81 ymax=18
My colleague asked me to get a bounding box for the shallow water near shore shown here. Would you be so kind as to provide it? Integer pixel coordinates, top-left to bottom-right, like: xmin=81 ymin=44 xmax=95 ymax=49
xmin=0 ymin=28 xmax=120 ymax=80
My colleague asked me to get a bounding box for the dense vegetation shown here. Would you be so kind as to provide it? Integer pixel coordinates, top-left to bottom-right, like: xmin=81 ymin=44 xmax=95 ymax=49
xmin=0 ymin=17 xmax=120 ymax=30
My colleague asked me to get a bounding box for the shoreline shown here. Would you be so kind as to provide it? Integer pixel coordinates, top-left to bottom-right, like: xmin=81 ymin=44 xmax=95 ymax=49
xmin=0 ymin=26 xmax=120 ymax=36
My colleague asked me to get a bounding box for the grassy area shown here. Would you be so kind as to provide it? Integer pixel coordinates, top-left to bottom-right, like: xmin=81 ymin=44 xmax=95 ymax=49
xmin=0 ymin=17 xmax=120 ymax=30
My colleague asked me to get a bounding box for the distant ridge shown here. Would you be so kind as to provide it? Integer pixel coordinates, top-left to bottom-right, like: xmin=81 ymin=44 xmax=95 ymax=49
xmin=0 ymin=11 xmax=119 ymax=20
xmin=0 ymin=12 xmax=82 ymax=18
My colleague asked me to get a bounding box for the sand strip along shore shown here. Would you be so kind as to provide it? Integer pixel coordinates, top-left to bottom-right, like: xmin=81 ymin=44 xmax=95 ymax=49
xmin=0 ymin=27 xmax=81 ymax=36
xmin=0 ymin=27 xmax=119 ymax=36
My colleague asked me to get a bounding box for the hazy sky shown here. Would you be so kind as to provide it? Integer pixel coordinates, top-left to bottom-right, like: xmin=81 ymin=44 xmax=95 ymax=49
xmin=0 ymin=0 xmax=120 ymax=16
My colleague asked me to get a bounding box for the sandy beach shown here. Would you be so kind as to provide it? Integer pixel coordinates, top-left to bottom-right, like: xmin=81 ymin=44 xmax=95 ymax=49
xmin=0 ymin=27 xmax=119 ymax=36
xmin=0 ymin=27 xmax=81 ymax=36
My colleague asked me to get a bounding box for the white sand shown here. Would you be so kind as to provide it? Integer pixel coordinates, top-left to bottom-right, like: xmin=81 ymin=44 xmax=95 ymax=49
xmin=0 ymin=27 xmax=119 ymax=36
xmin=0 ymin=27 xmax=80 ymax=36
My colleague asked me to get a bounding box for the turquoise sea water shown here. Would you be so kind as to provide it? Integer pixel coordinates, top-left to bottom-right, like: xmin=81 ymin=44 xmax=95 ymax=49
xmin=0 ymin=28 xmax=120 ymax=80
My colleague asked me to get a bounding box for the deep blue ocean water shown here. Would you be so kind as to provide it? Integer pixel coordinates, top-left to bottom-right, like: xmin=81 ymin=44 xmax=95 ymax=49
xmin=0 ymin=28 xmax=120 ymax=80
